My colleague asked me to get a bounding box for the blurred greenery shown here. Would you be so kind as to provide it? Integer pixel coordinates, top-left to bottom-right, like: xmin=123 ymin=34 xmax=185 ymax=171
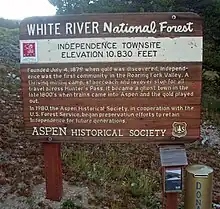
xmin=0 ymin=26 xmax=19 ymax=68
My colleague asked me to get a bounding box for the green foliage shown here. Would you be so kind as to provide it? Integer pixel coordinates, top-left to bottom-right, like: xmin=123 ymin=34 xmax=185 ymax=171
xmin=61 ymin=145 xmax=161 ymax=208
xmin=140 ymin=196 xmax=161 ymax=209
xmin=0 ymin=18 xmax=20 ymax=29
xmin=202 ymin=70 xmax=220 ymax=125
xmin=61 ymin=199 xmax=83 ymax=209
xmin=26 ymin=197 xmax=35 ymax=208
xmin=203 ymin=71 xmax=220 ymax=97
xmin=0 ymin=26 xmax=19 ymax=68
xmin=202 ymin=94 xmax=220 ymax=125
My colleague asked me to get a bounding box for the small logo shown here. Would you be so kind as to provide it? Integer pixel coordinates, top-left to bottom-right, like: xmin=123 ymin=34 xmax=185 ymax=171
xmin=23 ymin=43 xmax=36 ymax=57
xmin=172 ymin=122 xmax=187 ymax=138
xmin=20 ymin=41 xmax=38 ymax=63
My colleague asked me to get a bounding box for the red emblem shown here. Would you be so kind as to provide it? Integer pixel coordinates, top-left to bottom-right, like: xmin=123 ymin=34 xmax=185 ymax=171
xmin=23 ymin=43 xmax=36 ymax=57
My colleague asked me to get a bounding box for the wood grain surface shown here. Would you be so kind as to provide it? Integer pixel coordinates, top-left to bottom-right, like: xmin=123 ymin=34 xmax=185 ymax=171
xmin=20 ymin=12 xmax=203 ymax=143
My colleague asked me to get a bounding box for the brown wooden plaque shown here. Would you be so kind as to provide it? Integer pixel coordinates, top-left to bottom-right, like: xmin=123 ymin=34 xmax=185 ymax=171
xmin=20 ymin=12 xmax=203 ymax=143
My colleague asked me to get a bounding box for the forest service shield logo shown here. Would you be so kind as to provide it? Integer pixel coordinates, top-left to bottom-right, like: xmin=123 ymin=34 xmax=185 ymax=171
xmin=172 ymin=122 xmax=187 ymax=138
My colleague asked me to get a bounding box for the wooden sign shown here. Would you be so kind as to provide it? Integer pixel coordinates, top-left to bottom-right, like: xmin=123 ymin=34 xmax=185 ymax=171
xmin=20 ymin=12 xmax=203 ymax=144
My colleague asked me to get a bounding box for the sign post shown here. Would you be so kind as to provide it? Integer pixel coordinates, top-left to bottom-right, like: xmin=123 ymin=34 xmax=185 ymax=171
xmin=19 ymin=12 xmax=203 ymax=205
xmin=43 ymin=143 xmax=62 ymax=201
xmin=164 ymin=167 xmax=182 ymax=209
xmin=166 ymin=193 xmax=178 ymax=209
